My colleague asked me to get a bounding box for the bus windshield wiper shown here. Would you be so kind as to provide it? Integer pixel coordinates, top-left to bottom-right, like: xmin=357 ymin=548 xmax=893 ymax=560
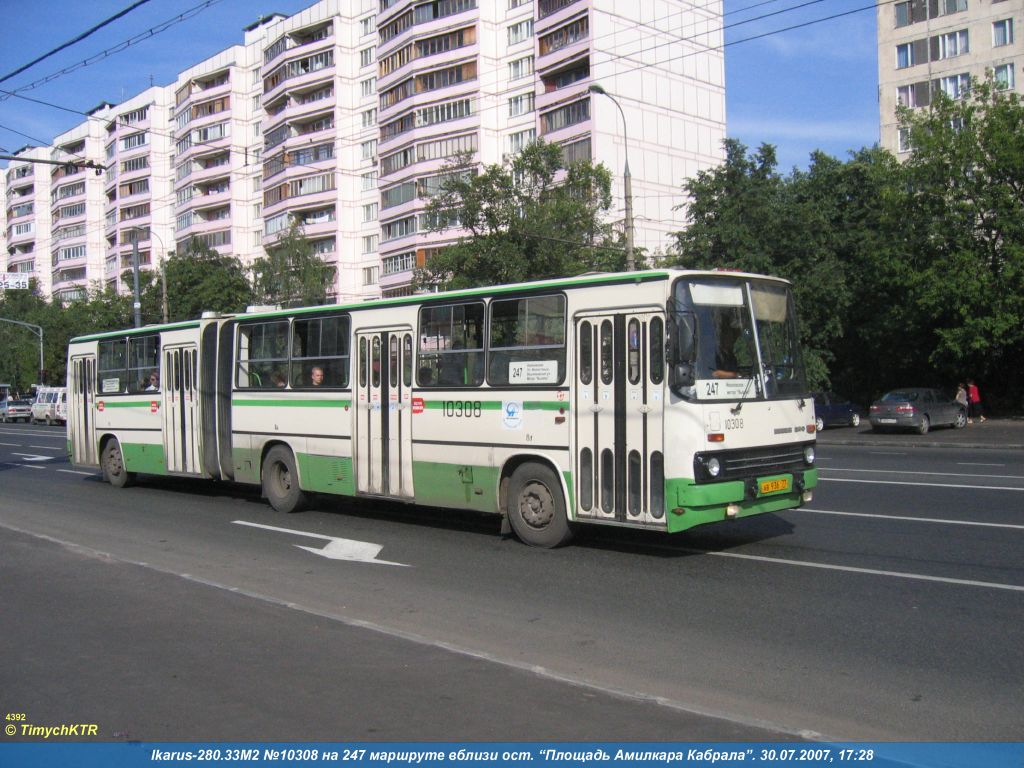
xmin=730 ymin=374 xmax=757 ymax=414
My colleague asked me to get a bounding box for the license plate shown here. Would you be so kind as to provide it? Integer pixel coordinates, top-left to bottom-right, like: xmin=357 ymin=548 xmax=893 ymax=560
xmin=878 ymin=418 xmax=897 ymax=424
xmin=759 ymin=478 xmax=789 ymax=495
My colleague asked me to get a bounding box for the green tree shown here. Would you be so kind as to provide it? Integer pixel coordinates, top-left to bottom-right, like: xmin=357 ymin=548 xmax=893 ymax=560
xmin=250 ymin=222 xmax=334 ymax=307
xmin=897 ymin=77 xmax=1024 ymax=406
xmin=160 ymin=239 xmax=254 ymax=321
xmin=415 ymin=140 xmax=629 ymax=290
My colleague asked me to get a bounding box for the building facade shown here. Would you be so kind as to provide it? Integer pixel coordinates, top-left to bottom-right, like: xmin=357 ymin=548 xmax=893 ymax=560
xmin=4 ymin=147 xmax=54 ymax=297
xmin=102 ymin=87 xmax=176 ymax=295
xmin=878 ymin=0 xmax=1024 ymax=153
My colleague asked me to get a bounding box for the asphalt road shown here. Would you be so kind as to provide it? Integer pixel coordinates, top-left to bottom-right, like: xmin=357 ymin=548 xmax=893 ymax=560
xmin=0 ymin=422 xmax=1021 ymax=742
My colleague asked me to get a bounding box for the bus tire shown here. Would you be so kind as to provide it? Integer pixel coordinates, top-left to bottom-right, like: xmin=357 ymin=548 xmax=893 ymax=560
xmin=507 ymin=463 xmax=573 ymax=548
xmin=45 ymin=415 xmax=52 ymax=426
xmin=262 ymin=445 xmax=307 ymax=514
xmin=102 ymin=438 xmax=135 ymax=488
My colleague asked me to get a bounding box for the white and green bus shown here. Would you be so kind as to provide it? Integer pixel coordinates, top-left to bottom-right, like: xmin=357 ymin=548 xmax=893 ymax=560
xmin=67 ymin=269 xmax=817 ymax=547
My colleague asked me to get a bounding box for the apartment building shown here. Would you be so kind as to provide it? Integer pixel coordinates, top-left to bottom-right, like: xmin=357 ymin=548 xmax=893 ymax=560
xmin=48 ymin=103 xmax=114 ymax=301
xmin=259 ymin=0 xmax=381 ymax=301
xmin=878 ymin=0 xmax=1024 ymax=153
xmin=4 ymin=146 xmax=54 ymax=297
xmin=102 ymin=87 xmax=175 ymax=295
xmin=373 ymin=0 xmax=726 ymax=295
xmin=171 ymin=21 xmax=275 ymax=271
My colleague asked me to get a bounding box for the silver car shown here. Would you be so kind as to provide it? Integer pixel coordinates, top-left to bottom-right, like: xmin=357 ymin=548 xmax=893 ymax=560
xmin=0 ymin=399 xmax=33 ymax=423
xmin=869 ymin=388 xmax=967 ymax=434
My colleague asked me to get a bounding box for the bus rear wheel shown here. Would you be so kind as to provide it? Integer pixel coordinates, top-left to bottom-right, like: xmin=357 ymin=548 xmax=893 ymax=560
xmin=507 ymin=463 xmax=573 ymax=548
xmin=262 ymin=446 xmax=307 ymax=514
xmin=102 ymin=438 xmax=135 ymax=488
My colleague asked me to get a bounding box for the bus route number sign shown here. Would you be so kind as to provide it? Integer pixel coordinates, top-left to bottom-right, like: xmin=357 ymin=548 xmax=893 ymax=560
xmin=443 ymin=400 xmax=482 ymax=418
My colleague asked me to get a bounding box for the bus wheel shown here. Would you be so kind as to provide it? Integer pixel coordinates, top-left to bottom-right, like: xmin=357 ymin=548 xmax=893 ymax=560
xmin=102 ymin=438 xmax=135 ymax=488
xmin=507 ymin=463 xmax=573 ymax=548
xmin=45 ymin=415 xmax=52 ymax=426
xmin=262 ymin=446 xmax=307 ymax=514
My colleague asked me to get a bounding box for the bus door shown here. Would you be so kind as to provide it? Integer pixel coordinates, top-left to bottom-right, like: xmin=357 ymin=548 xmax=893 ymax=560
xmin=162 ymin=344 xmax=199 ymax=474
xmin=69 ymin=355 xmax=97 ymax=466
xmin=574 ymin=313 xmax=666 ymax=525
xmin=354 ymin=328 xmax=414 ymax=498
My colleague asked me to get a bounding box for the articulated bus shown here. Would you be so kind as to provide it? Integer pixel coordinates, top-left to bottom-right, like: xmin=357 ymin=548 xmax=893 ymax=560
xmin=67 ymin=269 xmax=817 ymax=547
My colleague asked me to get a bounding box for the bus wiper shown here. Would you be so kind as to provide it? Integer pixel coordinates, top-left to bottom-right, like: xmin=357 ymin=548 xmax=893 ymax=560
xmin=730 ymin=375 xmax=757 ymax=414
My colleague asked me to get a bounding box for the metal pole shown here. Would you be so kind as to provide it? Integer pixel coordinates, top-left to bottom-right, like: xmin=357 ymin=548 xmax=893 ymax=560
xmin=127 ymin=226 xmax=169 ymax=323
xmin=132 ymin=238 xmax=141 ymax=328
xmin=589 ymin=84 xmax=635 ymax=271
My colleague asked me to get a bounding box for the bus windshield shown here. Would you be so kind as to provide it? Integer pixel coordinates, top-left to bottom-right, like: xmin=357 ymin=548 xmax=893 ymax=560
xmin=671 ymin=277 xmax=807 ymax=401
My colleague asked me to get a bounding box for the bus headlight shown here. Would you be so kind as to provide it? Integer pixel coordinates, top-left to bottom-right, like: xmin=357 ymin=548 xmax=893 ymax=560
xmin=803 ymin=446 xmax=815 ymax=465
xmin=707 ymin=457 xmax=721 ymax=477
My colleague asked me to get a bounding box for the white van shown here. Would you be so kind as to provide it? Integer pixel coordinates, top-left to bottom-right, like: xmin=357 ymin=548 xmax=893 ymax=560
xmin=32 ymin=386 xmax=68 ymax=426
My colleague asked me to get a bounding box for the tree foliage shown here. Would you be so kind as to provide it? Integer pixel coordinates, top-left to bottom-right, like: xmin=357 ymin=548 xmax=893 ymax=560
xmin=668 ymin=78 xmax=1024 ymax=409
xmin=250 ymin=222 xmax=335 ymax=307
xmin=415 ymin=140 xmax=633 ymax=290
xmin=159 ymin=239 xmax=253 ymax=321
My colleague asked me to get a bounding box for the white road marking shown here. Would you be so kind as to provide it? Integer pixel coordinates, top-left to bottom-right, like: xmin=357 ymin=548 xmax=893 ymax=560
xmin=825 ymin=466 xmax=1023 ymax=480
xmin=958 ymin=462 xmax=1006 ymax=467
xmin=12 ymin=453 xmax=54 ymax=462
xmin=702 ymin=550 xmax=1024 ymax=593
xmin=13 ymin=464 xmax=46 ymax=470
xmin=29 ymin=445 xmax=61 ymax=450
xmin=798 ymin=507 xmax=1024 ymax=531
xmin=233 ymin=520 xmax=410 ymax=567
xmin=0 ymin=442 xmax=18 ymax=446
xmin=57 ymin=469 xmax=98 ymax=476
xmin=869 ymin=451 xmax=906 ymax=455
xmin=820 ymin=477 xmax=1023 ymax=491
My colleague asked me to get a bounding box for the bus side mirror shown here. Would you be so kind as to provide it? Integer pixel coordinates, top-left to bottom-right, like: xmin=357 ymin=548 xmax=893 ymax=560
xmin=670 ymin=363 xmax=695 ymax=389
xmin=666 ymin=309 xmax=697 ymax=391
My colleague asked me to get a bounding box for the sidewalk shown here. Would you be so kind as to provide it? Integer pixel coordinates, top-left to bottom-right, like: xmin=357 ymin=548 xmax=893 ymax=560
xmin=814 ymin=417 xmax=1024 ymax=450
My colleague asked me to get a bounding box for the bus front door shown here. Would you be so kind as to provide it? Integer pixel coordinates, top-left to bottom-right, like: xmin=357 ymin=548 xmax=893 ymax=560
xmin=69 ymin=355 xmax=98 ymax=466
xmin=355 ymin=329 xmax=414 ymax=498
xmin=163 ymin=345 xmax=199 ymax=474
xmin=574 ymin=313 xmax=666 ymax=525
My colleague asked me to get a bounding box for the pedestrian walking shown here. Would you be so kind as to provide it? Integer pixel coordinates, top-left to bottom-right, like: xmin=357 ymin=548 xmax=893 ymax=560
xmin=967 ymin=379 xmax=986 ymax=423
xmin=955 ymin=382 xmax=969 ymax=423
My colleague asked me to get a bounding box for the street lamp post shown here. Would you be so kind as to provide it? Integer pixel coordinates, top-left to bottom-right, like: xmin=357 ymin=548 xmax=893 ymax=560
xmin=0 ymin=317 xmax=44 ymax=383
xmin=589 ymin=83 xmax=635 ymax=271
xmin=126 ymin=227 xmax=169 ymax=324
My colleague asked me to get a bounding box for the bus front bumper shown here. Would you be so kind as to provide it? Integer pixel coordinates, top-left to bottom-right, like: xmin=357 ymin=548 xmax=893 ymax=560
xmin=663 ymin=468 xmax=818 ymax=533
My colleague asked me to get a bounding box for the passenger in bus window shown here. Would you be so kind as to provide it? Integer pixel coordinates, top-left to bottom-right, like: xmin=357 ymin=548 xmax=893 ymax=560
xmin=146 ymin=371 xmax=160 ymax=391
xmin=310 ymin=365 xmax=325 ymax=387
xmin=271 ymin=371 xmax=287 ymax=388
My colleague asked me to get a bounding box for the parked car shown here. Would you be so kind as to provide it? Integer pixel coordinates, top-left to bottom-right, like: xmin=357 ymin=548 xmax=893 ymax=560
xmin=869 ymin=388 xmax=967 ymax=434
xmin=0 ymin=399 xmax=33 ymax=423
xmin=812 ymin=392 xmax=862 ymax=432
xmin=31 ymin=386 xmax=67 ymax=426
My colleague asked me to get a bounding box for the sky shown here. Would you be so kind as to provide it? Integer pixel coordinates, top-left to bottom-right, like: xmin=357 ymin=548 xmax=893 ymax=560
xmin=0 ymin=0 xmax=880 ymax=174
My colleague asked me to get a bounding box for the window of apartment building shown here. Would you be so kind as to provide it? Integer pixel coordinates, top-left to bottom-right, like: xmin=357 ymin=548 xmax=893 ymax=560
xmin=544 ymin=62 xmax=589 ymax=91
xmin=59 ymin=203 xmax=84 ymax=219
xmin=508 ymin=19 xmax=533 ymax=46
xmin=417 ymin=27 xmax=475 ymax=58
xmin=539 ymin=16 xmax=589 ymax=56
xmin=416 ymin=0 xmax=476 ymax=24
xmin=105 ymin=142 xmax=116 ymax=160
xmin=11 ymin=202 xmax=34 ymax=218
xmin=176 ymin=134 xmax=193 ymax=154
xmin=265 ymin=211 xmax=291 ymax=236
xmin=362 ymin=139 xmax=378 ymax=160
xmin=561 ymin=136 xmax=591 ymax=165
xmin=119 ymin=178 xmax=150 ymax=197
xmin=381 ymin=180 xmax=417 ymax=209
xmin=993 ymin=19 xmax=1014 ymax=47
xmin=14 ymin=222 xmax=35 ymax=236
xmin=362 ymin=234 xmax=379 ymax=253
xmin=195 ymin=121 xmax=230 ymax=143
xmin=121 ymin=131 xmax=148 ymax=151
xmin=362 ymin=171 xmax=378 ymax=190
xmin=265 ymin=124 xmax=289 ymax=150
xmin=298 ymin=207 xmax=335 ymax=226
xmin=381 ymin=78 xmax=415 ymax=110
xmin=120 ymin=106 xmax=149 ymax=125
xmin=508 ymin=55 xmax=534 ymax=81
xmin=361 ymin=77 xmax=377 ymax=97
xmin=360 ymin=47 xmax=376 ymax=68
xmin=194 ymin=95 xmax=230 ymax=119
xmin=380 ymin=112 xmax=415 ymax=141
xmin=416 ymin=61 xmax=477 ymax=93
xmin=937 ymin=72 xmax=970 ymax=99
xmin=380 ymin=43 xmax=413 ymax=77
xmin=53 ymin=181 xmax=86 ymax=201
xmin=381 ymin=215 xmax=417 ymax=242
xmin=380 ymin=9 xmax=413 ymax=44
xmin=360 ymin=14 xmax=376 ymax=36
xmin=121 ymin=203 xmax=151 ymax=221
xmin=298 ymin=85 xmax=333 ymax=105
xmin=417 ymin=132 xmax=477 ymax=162
xmin=897 ymin=81 xmax=932 ymax=108
xmin=540 ymin=97 xmax=590 ymax=134
xmin=363 ymin=202 xmax=379 ymax=222
xmin=932 ymin=29 xmax=968 ymax=60
xmin=56 ymin=245 xmax=87 ymax=262
xmin=508 ymin=91 xmax=535 ymax=117
xmin=362 ymin=266 xmax=379 ymax=286
xmin=896 ymin=39 xmax=927 ymax=68
xmin=120 ymin=156 xmax=149 ymax=173
xmin=995 ymin=63 xmax=1015 ymax=90
xmin=176 ymin=186 xmax=194 ymax=205
xmin=288 ymin=51 xmax=334 ymax=79
xmin=175 ymin=108 xmax=193 ymax=130
xmin=382 ymin=252 xmax=415 ymax=275
xmin=311 ymin=237 xmax=335 ymax=255
xmin=176 ymin=212 xmax=194 ymax=231
xmin=362 ymin=108 xmax=377 ymax=127
xmin=415 ymin=96 xmax=475 ymax=127
xmin=290 ymin=173 xmax=334 ymax=197
xmin=538 ymin=0 xmax=578 ymax=17
xmin=297 ymin=115 xmax=334 ymax=135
